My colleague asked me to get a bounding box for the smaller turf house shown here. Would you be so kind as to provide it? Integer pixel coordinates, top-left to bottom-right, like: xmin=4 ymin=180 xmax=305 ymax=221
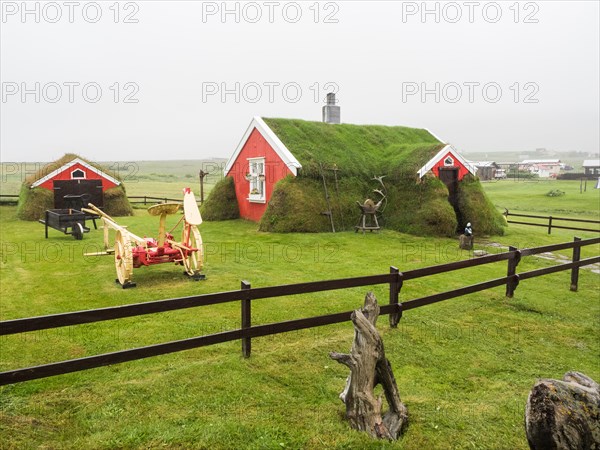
xmin=203 ymin=115 xmax=505 ymax=237
xmin=17 ymin=154 xmax=133 ymax=221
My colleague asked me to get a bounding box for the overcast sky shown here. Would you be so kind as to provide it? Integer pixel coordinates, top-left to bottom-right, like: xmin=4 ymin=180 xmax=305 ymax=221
xmin=1 ymin=0 xmax=598 ymax=162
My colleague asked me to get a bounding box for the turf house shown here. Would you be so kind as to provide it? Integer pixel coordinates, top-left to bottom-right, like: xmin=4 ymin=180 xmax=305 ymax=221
xmin=202 ymin=101 xmax=505 ymax=236
xmin=17 ymin=153 xmax=133 ymax=221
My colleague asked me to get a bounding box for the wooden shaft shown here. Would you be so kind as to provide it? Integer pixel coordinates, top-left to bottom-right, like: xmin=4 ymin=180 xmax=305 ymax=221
xmin=82 ymin=204 xmax=115 ymax=222
xmin=157 ymin=213 xmax=167 ymax=247
xmin=83 ymin=204 xmax=146 ymax=247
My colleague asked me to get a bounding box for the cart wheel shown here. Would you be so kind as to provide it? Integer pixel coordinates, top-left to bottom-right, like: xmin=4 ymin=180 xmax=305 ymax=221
xmin=114 ymin=230 xmax=134 ymax=285
xmin=73 ymin=222 xmax=84 ymax=240
xmin=181 ymin=225 xmax=203 ymax=275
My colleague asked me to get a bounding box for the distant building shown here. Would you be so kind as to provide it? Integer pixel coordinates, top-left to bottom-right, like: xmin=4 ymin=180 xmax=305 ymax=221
xmin=583 ymin=159 xmax=600 ymax=176
xmin=467 ymin=161 xmax=500 ymax=181
xmin=519 ymin=159 xmax=562 ymax=178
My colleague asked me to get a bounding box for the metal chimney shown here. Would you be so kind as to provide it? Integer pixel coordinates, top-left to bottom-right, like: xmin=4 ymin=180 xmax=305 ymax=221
xmin=322 ymin=92 xmax=340 ymax=124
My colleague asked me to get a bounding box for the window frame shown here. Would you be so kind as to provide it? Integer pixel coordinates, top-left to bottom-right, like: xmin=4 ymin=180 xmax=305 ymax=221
xmin=443 ymin=156 xmax=454 ymax=166
xmin=247 ymin=157 xmax=266 ymax=203
xmin=71 ymin=168 xmax=86 ymax=179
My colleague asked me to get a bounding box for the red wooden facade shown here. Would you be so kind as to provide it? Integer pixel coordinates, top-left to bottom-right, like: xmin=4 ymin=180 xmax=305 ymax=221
xmin=429 ymin=149 xmax=471 ymax=181
xmin=32 ymin=158 xmax=119 ymax=192
xmin=417 ymin=145 xmax=476 ymax=181
xmin=227 ymin=128 xmax=295 ymax=222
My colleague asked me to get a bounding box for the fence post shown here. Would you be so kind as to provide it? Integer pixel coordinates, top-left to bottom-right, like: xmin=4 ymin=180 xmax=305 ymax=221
xmin=547 ymin=216 xmax=553 ymax=235
xmin=570 ymin=237 xmax=582 ymax=292
xmin=506 ymin=246 xmax=521 ymax=298
xmin=144 ymin=196 xmax=147 ymax=205
xmin=241 ymin=280 xmax=251 ymax=358
xmin=389 ymin=266 xmax=403 ymax=328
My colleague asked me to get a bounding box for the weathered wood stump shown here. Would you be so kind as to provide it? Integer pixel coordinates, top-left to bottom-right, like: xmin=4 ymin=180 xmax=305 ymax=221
xmin=525 ymin=371 xmax=600 ymax=450
xmin=330 ymin=292 xmax=408 ymax=440
xmin=459 ymin=234 xmax=473 ymax=250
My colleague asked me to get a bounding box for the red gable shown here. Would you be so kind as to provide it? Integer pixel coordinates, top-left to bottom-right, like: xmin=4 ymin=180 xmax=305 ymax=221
xmin=417 ymin=145 xmax=476 ymax=181
xmin=31 ymin=158 xmax=120 ymax=192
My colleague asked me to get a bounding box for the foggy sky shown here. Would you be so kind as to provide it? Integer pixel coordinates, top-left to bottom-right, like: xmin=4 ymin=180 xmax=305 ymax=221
xmin=1 ymin=1 xmax=598 ymax=162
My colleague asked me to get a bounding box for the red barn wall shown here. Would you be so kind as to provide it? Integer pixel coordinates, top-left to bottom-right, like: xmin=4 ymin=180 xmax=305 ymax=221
xmin=37 ymin=162 xmax=118 ymax=191
xmin=430 ymin=151 xmax=470 ymax=181
xmin=227 ymin=128 xmax=294 ymax=222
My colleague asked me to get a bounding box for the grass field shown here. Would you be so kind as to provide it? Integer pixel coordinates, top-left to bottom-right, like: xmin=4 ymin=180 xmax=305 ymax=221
xmin=0 ymin=175 xmax=599 ymax=449
xmin=482 ymin=179 xmax=600 ymax=219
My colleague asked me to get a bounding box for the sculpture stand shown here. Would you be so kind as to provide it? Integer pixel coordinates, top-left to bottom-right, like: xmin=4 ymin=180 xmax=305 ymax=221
xmin=355 ymin=199 xmax=381 ymax=234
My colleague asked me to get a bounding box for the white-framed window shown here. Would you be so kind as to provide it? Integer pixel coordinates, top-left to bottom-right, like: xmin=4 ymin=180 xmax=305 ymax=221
xmin=247 ymin=157 xmax=266 ymax=202
xmin=71 ymin=169 xmax=86 ymax=179
xmin=444 ymin=156 xmax=454 ymax=166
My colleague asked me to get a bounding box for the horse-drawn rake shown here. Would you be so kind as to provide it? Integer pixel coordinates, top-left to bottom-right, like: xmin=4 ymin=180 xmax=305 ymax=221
xmin=83 ymin=188 xmax=204 ymax=288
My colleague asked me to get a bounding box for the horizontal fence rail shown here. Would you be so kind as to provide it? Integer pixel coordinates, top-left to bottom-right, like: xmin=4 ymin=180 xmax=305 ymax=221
xmin=504 ymin=209 xmax=600 ymax=234
xmin=127 ymin=196 xmax=181 ymax=205
xmin=0 ymin=194 xmax=19 ymax=205
xmin=0 ymin=274 xmax=392 ymax=336
xmin=1 ymin=237 xmax=598 ymax=386
xmin=0 ymin=305 xmax=399 ymax=385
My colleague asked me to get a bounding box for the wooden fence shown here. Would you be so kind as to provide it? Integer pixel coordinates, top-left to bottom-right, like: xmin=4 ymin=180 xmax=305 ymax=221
xmin=504 ymin=209 xmax=600 ymax=234
xmin=0 ymin=194 xmax=19 ymax=205
xmin=126 ymin=196 xmax=181 ymax=205
xmin=1 ymin=237 xmax=599 ymax=386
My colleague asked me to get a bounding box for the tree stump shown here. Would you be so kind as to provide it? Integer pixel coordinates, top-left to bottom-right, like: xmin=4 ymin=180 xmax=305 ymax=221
xmin=330 ymin=292 xmax=408 ymax=440
xmin=525 ymin=371 xmax=600 ymax=450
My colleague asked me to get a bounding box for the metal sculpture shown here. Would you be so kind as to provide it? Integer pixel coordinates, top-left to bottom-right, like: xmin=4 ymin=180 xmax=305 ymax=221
xmin=83 ymin=188 xmax=204 ymax=288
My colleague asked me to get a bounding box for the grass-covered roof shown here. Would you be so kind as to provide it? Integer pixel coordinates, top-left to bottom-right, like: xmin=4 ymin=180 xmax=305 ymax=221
xmin=25 ymin=153 xmax=124 ymax=186
xmin=262 ymin=118 xmax=444 ymax=178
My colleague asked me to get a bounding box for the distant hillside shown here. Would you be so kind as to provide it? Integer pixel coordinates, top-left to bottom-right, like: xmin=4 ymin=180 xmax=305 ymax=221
xmin=99 ymin=158 xmax=228 ymax=184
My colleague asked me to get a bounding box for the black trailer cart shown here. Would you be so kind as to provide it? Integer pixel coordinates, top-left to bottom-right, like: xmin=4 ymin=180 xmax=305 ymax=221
xmin=40 ymin=209 xmax=90 ymax=240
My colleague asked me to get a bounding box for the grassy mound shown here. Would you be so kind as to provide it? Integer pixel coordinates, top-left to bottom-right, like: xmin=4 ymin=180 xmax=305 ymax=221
xmin=456 ymin=175 xmax=506 ymax=236
xmin=201 ymin=177 xmax=240 ymax=221
xmin=16 ymin=185 xmax=53 ymax=221
xmin=259 ymin=176 xmax=331 ymax=232
xmin=385 ymin=176 xmax=458 ymax=236
xmin=103 ymin=186 xmax=133 ymax=217
xmin=259 ymin=175 xmax=458 ymax=236
xmin=215 ymin=118 xmax=505 ymax=236
xmin=257 ymin=119 xmax=467 ymax=236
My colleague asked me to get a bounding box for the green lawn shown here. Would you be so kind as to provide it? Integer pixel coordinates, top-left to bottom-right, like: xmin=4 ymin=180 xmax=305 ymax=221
xmin=0 ymin=178 xmax=599 ymax=449
xmin=482 ymin=179 xmax=600 ymax=219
